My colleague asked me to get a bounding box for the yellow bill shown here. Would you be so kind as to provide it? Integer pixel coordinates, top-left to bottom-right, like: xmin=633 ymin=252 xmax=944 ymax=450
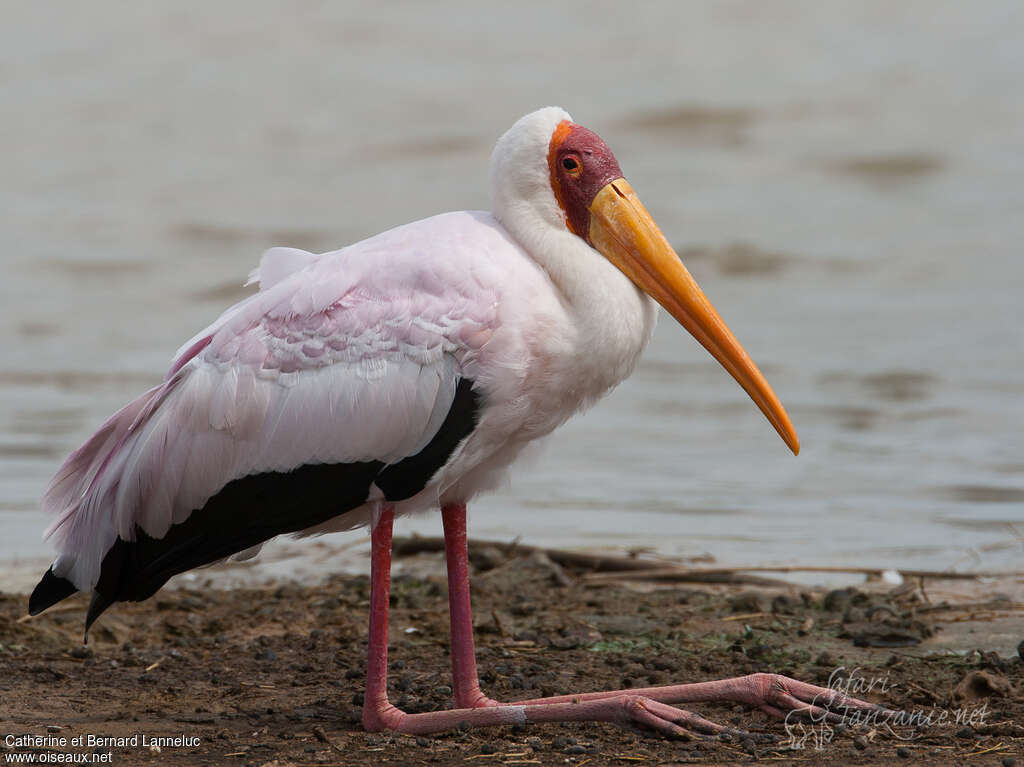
xmin=589 ymin=178 xmax=800 ymax=455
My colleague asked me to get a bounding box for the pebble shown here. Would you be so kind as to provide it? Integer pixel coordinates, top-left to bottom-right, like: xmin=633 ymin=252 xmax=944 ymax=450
xmin=415 ymin=737 xmax=430 ymax=748
xmin=480 ymin=742 xmax=500 ymax=754
xmin=853 ymin=735 xmax=868 ymax=750
xmin=896 ymin=746 xmax=911 ymax=758
xmin=955 ymin=726 xmax=975 ymax=739
xmin=728 ymin=592 xmax=766 ymax=613
xmin=824 ymin=588 xmax=855 ymax=612
xmin=70 ymin=646 xmax=92 ymax=659
xmin=46 ymin=726 xmax=62 ymax=733
xmin=771 ymin=594 xmax=796 ymax=614
xmin=843 ymin=606 xmax=867 ymax=623
xmin=470 ymin=546 xmax=506 ymax=571
xmin=1002 ymin=758 xmax=1016 ymax=767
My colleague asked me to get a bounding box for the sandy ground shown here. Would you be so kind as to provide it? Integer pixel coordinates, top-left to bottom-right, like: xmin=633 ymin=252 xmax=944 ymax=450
xmin=1 ymin=547 xmax=1021 ymax=766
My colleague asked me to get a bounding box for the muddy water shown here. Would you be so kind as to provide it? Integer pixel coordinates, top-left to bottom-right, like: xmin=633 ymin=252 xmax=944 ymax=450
xmin=1 ymin=2 xmax=1021 ymax=590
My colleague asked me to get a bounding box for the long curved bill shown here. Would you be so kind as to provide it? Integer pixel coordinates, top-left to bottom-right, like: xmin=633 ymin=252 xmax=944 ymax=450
xmin=589 ymin=178 xmax=800 ymax=455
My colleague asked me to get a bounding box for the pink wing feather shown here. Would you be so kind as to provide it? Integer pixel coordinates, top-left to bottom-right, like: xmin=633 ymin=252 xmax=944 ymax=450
xmin=43 ymin=212 xmax=510 ymax=591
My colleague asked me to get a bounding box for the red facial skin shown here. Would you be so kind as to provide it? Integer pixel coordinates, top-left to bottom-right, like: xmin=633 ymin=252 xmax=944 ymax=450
xmin=547 ymin=120 xmax=624 ymax=241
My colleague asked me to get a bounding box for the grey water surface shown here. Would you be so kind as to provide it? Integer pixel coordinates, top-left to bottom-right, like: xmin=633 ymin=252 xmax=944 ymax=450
xmin=1 ymin=2 xmax=1021 ymax=590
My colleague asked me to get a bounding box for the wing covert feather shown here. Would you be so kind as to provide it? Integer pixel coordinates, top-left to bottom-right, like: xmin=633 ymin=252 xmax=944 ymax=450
xmin=43 ymin=211 xmax=517 ymax=591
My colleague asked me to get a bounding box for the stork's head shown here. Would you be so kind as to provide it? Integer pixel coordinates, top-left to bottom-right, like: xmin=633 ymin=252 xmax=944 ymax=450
xmin=490 ymin=108 xmax=800 ymax=455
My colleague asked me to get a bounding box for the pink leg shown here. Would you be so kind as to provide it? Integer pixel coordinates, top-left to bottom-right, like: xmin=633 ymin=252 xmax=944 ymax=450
xmin=361 ymin=504 xmax=402 ymax=731
xmin=441 ymin=503 xmax=499 ymax=709
xmin=362 ymin=503 xmax=889 ymax=737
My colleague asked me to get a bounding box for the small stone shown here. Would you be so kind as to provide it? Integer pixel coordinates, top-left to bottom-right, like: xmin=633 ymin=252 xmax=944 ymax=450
xmin=70 ymin=646 xmax=92 ymax=659
xmin=434 ymin=685 xmax=453 ymax=698
xmin=394 ymin=676 xmax=413 ymax=692
xmin=896 ymin=747 xmax=911 ymax=758
xmin=255 ymin=648 xmax=277 ymax=662
xmin=551 ymin=736 xmax=569 ymax=750
xmin=565 ymin=745 xmax=587 ymax=755
xmin=952 ymin=670 xmax=1012 ymax=703
xmin=853 ymin=735 xmax=868 ymax=750
xmin=480 ymin=742 xmax=500 ymax=754
xmin=728 ymin=592 xmax=766 ymax=613
xmin=470 ymin=547 xmax=506 ymax=572
xmin=525 ymin=737 xmax=543 ymax=752
xmin=771 ymin=594 xmax=796 ymax=614
xmin=955 ymin=726 xmax=975 ymax=739
xmin=843 ymin=606 xmax=867 ymax=623
xmin=46 ymin=726 xmax=62 ymax=733
xmin=814 ymin=652 xmax=836 ymax=667
xmin=415 ymin=737 xmax=430 ymax=748
xmin=1001 ymin=757 xmax=1016 ymax=767
xmin=824 ymin=588 xmax=854 ymax=612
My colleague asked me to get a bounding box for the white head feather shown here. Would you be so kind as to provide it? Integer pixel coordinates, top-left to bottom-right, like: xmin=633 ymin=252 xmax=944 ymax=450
xmin=488 ymin=107 xmax=574 ymax=256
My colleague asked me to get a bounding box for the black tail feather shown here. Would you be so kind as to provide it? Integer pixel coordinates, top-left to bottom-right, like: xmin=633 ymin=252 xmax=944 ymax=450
xmin=28 ymin=568 xmax=78 ymax=616
xmin=85 ymin=590 xmax=114 ymax=637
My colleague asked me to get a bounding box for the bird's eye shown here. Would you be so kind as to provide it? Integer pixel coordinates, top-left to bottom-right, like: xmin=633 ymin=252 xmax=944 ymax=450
xmin=562 ymin=156 xmax=580 ymax=174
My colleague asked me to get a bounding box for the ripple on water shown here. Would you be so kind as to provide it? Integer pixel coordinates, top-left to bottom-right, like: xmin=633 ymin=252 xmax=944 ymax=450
xmin=16 ymin=321 xmax=61 ymax=338
xmin=676 ymin=242 xmax=793 ymax=277
xmin=613 ymin=104 xmax=757 ymax=146
xmin=818 ymin=370 xmax=937 ymax=403
xmin=937 ymin=485 xmax=1024 ymax=504
xmin=173 ymin=222 xmax=338 ymax=253
xmin=822 ymin=152 xmax=945 ymax=185
xmin=0 ymin=370 xmax=159 ymax=391
xmin=42 ymin=258 xmax=150 ymax=276
xmin=12 ymin=408 xmax=85 ymax=437
xmin=0 ymin=442 xmax=61 ymax=460
xmin=363 ymin=134 xmax=485 ymax=161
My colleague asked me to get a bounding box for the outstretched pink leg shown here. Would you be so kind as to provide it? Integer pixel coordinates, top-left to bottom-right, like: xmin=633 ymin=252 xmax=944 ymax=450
xmin=362 ymin=503 xmax=889 ymax=737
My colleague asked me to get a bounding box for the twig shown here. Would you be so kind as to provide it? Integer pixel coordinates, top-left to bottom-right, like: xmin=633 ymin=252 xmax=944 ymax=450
xmin=392 ymin=535 xmax=1022 ymax=583
xmin=393 ymin=536 xmax=690 ymax=572
xmin=967 ymin=742 xmax=1006 ymax=757
xmin=583 ymin=566 xmax=1020 ymax=583
xmin=915 ymin=599 xmax=1023 ymax=614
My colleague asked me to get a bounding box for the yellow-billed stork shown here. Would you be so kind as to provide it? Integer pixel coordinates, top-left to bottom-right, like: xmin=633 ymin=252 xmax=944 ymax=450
xmin=29 ymin=108 xmax=883 ymax=737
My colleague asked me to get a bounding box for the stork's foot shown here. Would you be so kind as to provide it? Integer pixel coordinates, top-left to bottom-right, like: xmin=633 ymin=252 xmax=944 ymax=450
xmin=729 ymin=672 xmax=890 ymax=724
xmin=518 ymin=672 xmax=891 ymax=725
xmin=362 ymin=672 xmax=889 ymax=738
xmin=362 ymin=693 xmax=773 ymax=740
